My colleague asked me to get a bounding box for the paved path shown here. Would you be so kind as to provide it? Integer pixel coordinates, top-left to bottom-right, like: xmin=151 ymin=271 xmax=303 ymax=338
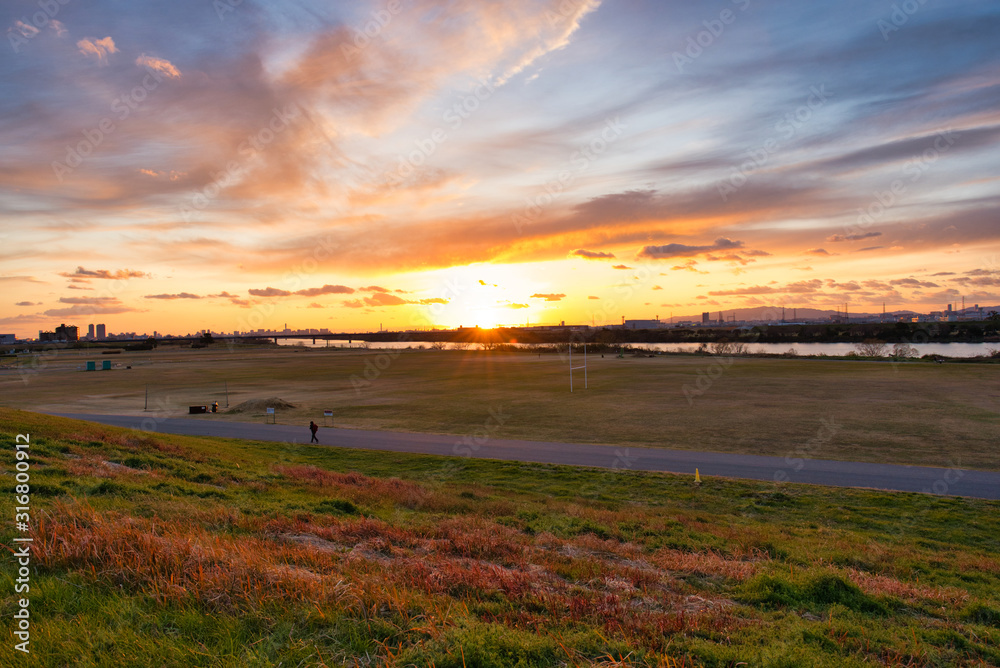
xmin=50 ymin=412 xmax=1000 ymax=500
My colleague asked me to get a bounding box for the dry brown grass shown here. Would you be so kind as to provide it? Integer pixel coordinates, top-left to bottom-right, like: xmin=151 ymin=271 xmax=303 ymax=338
xmin=33 ymin=499 xmax=757 ymax=650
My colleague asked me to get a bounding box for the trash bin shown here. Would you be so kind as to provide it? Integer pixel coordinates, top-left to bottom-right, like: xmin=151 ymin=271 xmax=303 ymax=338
xmin=86 ymin=361 xmax=96 ymax=371
xmin=189 ymin=405 xmax=208 ymax=414
xmin=102 ymin=360 xmax=112 ymax=370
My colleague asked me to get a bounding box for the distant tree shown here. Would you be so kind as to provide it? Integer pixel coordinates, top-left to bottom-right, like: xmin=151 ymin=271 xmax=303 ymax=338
xmin=199 ymin=332 xmax=214 ymax=345
xmin=988 ymin=311 xmax=1000 ymax=322
xmin=711 ymin=340 xmax=733 ymax=356
xmin=891 ymin=342 xmax=917 ymax=359
xmin=430 ymin=341 xmax=447 ymax=350
xmin=146 ymin=337 xmax=158 ymax=349
xmin=477 ymin=328 xmax=503 ymax=351
xmin=854 ymin=339 xmax=888 ymax=358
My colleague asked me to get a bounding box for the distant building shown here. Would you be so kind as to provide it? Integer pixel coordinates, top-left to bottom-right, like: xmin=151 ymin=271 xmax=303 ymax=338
xmin=87 ymin=324 xmax=95 ymax=339
xmin=0 ymin=334 xmax=15 ymax=344
xmin=624 ymin=319 xmax=661 ymax=330
xmin=702 ymin=312 xmax=710 ymax=324
xmin=96 ymin=324 xmax=106 ymax=339
xmin=38 ymin=324 xmax=78 ymax=342
xmin=56 ymin=324 xmax=79 ymax=341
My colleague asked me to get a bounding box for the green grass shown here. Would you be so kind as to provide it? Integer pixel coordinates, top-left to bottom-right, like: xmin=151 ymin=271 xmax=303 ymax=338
xmin=1 ymin=408 xmax=999 ymax=666
xmin=2 ymin=345 xmax=999 ymax=470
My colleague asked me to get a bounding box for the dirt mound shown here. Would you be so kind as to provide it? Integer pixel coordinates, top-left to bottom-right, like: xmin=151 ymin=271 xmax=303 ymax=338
xmin=228 ymin=397 xmax=297 ymax=413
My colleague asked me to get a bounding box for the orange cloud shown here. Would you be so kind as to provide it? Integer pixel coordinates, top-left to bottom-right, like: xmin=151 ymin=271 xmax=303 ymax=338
xmin=77 ymin=37 xmax=118 ymax=65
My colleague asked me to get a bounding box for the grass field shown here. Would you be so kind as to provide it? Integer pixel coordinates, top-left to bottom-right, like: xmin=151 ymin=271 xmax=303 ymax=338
xmin=1 ymin=409 xmax=998 ymax=666
xmin=2 ymin=345 xmax=998 ymax=470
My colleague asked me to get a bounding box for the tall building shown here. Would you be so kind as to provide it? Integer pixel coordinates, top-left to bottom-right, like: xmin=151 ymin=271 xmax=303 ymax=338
xmin=702 ymin=312 xmax=710 ymax=324
xmin=88 ymin=324 xmax=95 ymax=339
xmin=96 ymin=323 xmax=106 ymax=339
xmin=54 ymin=324 xmax=78 ymax=341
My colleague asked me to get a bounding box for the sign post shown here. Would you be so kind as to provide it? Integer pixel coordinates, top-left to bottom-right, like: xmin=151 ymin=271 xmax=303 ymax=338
xmin=266 ymin=407 xmax=275 ymax=424
xmin=323 ymin=410 xmax=333 ymax=427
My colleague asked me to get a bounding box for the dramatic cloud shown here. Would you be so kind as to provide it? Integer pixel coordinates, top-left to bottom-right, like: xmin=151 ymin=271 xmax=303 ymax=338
xmin=77 ymin=37 xmax=118 ymax=65
xmin=248 ymin=287 xmax=293 ymax=297
xmin=10 ymin=20 xmax=40 ymax=39
xmin=135 ymin=54 xmax=181 ymax=79
xmin=572 ymin=249 xmax=615 ymax=259
xmin=364 ymin=293 xmax=409 ymax=307
xmin=890 ymin=279 xmax=940 ymax=288
xmin=2 ymin=1 xmax=1000 ymax=336
xmin=295 ymin=285 xmax=355 ymax=297
xmin=639 ymin=238 xmax=744 ymax=260
xmin=530 ymin=293 xmax=566 ymax=302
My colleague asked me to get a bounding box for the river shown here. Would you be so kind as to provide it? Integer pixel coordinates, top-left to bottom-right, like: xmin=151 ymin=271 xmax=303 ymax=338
xmin=279 ymin=339 xmax=997 ymax=358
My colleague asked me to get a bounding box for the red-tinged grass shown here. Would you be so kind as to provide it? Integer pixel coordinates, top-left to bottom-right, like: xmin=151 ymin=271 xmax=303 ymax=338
xmin=650 ymin=548 xmax=763 ymax=582
xmin=846 ymin=569 xmax=970 ymax=607
xmin=64 ymin=454 xmax=157 ymax=479
xmin=65 ymin=428 xmax=191 ymax=458
xmin=275 ymin=463 xmax=461 ymax=511
xmin=31 ymin=499 xmax=753 ymax=659
xmin=33 ymin=502 xmax=364 ymax=612
xmin=4 ymin=409 xmax=1000 ymax=667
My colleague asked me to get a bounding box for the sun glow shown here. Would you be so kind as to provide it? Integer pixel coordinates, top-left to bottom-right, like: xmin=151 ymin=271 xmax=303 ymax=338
xmin=418 ymin=263 xmax=540 ymax=330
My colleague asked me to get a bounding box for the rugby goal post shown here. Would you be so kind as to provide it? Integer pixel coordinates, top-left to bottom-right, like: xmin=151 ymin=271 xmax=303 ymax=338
xmin=569 ymin=340 xmax=587 ymax=392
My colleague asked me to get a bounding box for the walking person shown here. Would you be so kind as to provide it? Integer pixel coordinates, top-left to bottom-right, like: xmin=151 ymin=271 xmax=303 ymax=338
xmin=309 ymin=420 xmax=319 ymax=443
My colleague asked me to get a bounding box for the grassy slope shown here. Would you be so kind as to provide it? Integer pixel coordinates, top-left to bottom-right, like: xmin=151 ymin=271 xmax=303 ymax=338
xmin=1 ymin=409 xmax=999 ymax=667
xmin=3 ymin=347 xmax=999 ymax=470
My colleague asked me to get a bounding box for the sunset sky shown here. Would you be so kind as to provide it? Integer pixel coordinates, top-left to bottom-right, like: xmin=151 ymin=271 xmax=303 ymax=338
xmin=2 ymin=0 xmax=999 ymax=337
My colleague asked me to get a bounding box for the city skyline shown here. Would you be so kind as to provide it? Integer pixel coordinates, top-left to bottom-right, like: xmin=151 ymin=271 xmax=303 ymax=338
xmin=3 ymin=1 xmax=1000 ymax=338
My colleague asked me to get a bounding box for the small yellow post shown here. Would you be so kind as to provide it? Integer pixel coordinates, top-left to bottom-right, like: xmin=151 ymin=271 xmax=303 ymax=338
xmin=694 ymin=468 xmax=701 ymax=485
